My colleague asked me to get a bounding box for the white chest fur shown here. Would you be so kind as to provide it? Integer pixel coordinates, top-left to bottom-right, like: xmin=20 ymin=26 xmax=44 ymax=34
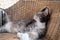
xmin=36 ymin=21 xmax=45 ymax=29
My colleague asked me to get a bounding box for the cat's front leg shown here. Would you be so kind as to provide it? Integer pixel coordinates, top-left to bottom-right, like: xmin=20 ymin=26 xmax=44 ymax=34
xmin=17 ymin=32 xmax=30 ymax=40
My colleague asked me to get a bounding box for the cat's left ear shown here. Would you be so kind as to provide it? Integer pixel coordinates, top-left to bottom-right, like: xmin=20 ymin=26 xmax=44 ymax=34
xmin=41 ymin=7 xmax=49 ymax=16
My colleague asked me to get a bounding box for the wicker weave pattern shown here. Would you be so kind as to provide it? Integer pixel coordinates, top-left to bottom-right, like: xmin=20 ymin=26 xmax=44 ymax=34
xmin=0 ymin=1 xmax=60 ymax=40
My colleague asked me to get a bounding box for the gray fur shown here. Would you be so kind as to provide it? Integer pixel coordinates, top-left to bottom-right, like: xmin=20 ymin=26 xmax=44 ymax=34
xmin=0 ymin=7 xmax=50 ymax=40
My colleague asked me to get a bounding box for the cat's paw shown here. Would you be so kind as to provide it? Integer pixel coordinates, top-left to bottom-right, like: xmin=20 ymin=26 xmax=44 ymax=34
xmin=17 ymin=32 xmax=23 ymax=38
xmin=17 ymin=32 xmax=30 ymax=40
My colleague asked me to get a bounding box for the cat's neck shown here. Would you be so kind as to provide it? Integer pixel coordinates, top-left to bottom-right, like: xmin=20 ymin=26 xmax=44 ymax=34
xmin=36 ymin=20 xmax=46 ymax=29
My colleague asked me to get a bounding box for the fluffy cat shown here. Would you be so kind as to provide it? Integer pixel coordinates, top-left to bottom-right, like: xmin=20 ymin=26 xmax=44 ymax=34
xmin=0 ymin=7 xmax=50 ymax=40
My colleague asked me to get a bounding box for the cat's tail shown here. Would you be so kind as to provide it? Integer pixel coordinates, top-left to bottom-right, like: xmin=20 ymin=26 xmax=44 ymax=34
xmin=0 ymin=8 xmax=11 ymax=33
xmin=0 ymin=8 xmax=10 ymax=24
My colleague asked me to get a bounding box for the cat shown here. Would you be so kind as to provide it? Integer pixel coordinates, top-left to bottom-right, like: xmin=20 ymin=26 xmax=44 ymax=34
xmin=0 ymin=7 xmax=50 ymax=40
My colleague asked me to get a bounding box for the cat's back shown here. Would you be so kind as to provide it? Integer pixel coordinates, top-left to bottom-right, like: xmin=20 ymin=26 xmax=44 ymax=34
xmin=10 ymin=19 xmax=36 ymax=33
xmin=12 ymin=19 xmax=35 ymax=27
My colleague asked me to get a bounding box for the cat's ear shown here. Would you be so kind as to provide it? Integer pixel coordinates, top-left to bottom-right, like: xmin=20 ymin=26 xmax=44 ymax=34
xmin=41 ymin=7 xmax=49 ymax=16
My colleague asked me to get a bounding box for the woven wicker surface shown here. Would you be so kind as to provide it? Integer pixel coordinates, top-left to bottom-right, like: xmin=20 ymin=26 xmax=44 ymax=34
xmin=0 ymin=0 xmax=60 ymax=40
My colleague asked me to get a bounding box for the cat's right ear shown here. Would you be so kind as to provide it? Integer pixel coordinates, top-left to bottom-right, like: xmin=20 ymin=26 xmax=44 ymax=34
xmin=41 ymin=7 xmax=49 ymax=16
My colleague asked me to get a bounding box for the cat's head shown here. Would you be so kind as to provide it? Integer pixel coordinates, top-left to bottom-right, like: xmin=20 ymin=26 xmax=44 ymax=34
xmin=34 ymin=7 xmax=50 ymax=23
xmin=0 ymin=8 xmax=8 ymax=26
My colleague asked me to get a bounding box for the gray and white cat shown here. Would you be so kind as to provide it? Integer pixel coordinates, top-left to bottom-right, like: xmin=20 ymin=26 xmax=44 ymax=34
xmin=0 ymin=7 xmax=50 ymax=40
